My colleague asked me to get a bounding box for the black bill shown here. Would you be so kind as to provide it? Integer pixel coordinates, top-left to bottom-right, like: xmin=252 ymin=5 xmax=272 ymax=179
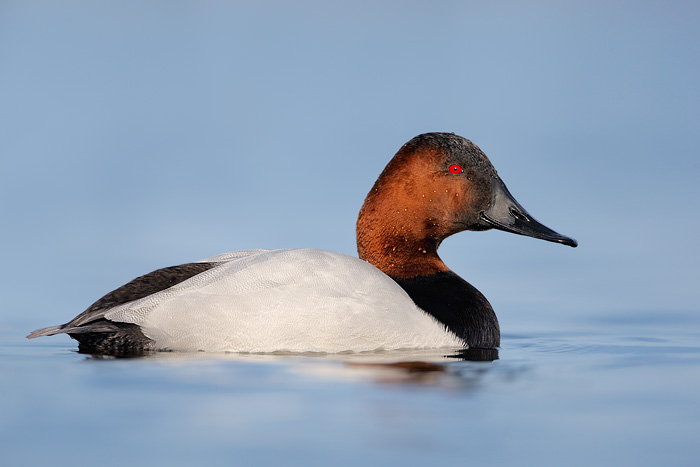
xmin=479 ymin=177 xmax=578 ymax=248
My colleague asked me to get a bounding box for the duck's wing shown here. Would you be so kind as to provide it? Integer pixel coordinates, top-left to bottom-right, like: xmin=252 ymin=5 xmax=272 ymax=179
xmin=27 ymin=262 xmax=220 ymax=339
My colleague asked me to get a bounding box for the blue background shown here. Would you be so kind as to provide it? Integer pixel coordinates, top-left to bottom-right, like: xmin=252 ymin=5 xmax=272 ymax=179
xmin=2 ymin=1 xmax=698 ymax=330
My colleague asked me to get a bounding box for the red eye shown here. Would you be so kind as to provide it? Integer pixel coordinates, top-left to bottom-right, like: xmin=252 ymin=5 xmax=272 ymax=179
xmin=449 ymin=164 xmax=463 ymax=174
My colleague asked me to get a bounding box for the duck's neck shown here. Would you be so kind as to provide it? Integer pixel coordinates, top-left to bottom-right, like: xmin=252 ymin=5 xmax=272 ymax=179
xmin=356 ymin=190 xmax=500 ymax=348
xmin=356 ymin=146 xmax=462 ymax=279
xmin=356 ymin=193 xmax=450 ymax=279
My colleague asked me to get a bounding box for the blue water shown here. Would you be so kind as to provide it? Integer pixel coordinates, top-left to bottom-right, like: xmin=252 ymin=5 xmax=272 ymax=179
xmin=3 ymin=310 xmax=699 ymax=466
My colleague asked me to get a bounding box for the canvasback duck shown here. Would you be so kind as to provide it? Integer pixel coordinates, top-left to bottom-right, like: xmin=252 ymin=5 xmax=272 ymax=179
xmin=28 ymin=132 xmax=577 ymax=354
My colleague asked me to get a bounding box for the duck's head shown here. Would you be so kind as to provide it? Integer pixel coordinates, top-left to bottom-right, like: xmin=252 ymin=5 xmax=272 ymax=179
xmin=357 ymin=132 xmax=577 ymax=278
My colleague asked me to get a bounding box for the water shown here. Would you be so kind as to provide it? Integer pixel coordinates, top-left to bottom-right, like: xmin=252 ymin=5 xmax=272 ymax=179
xmin=3 ymin=311 xmax=699 ymax=466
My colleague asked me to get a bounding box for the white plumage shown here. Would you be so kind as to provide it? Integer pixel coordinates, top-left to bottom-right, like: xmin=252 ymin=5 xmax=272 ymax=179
xmin=104 ymin=249 xmax=462 ymax=353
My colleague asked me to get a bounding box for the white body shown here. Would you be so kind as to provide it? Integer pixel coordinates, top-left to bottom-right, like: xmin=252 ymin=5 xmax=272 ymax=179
xmin=105 ymin=249 xmax=463 ymax=353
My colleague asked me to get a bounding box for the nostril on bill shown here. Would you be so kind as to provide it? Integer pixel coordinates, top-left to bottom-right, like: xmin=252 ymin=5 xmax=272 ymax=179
xmin=509 ymin=207 xmax=528 ymax=222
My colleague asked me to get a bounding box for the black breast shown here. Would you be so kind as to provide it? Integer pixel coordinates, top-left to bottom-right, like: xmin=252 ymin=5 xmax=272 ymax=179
xmin=393 ymin=271 xmax=500 ymax=348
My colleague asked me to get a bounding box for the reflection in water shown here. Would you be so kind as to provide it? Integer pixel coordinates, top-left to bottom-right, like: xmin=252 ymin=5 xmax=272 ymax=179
xmin=13 ymin=323 xmax=700 ymax=467
xmin=342 ymin=348 xmax=500 ymax=386
xmin=449 ymin=347 xmax=499 ymax=362
xmin=79 ymin=348 xmax=157 ymax=359
xmin=78 ymin=346 xmax=513 ymax=389
xmin=80 ymin=347 xmax=499 ymax=361
xmin=348 ymin=361 xmax=447 ymax=373
xmin=345 ymin=360 xmax=449 ymax=385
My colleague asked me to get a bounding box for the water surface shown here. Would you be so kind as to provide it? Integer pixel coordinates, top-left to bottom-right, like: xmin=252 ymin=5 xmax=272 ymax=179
xmin=3 ymin=311 xmax=699 ymax=466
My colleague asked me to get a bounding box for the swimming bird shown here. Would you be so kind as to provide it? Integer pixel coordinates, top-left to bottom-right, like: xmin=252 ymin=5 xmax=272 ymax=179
xmin=27 ymin=132 xmax=577 ymax=354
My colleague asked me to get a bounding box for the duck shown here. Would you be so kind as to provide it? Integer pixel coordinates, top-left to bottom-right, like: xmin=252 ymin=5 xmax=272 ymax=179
xmin=27 ymin=132 xmax=577 ymax=355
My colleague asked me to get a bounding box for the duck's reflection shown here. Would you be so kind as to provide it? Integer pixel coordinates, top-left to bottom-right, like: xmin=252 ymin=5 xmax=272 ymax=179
xmin=80 ymin=346 xmax=511 ymax=389
xmin=81 ymin=347 xmax=498 ymax=361
xmin=341 ymin=348 xmax=499 ymax=386
xmin=450 ymin=347 xmax=499 ymax=362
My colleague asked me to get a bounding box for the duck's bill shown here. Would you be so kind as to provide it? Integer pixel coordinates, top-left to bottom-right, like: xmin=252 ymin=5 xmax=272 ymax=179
xmin=479 ymin=177 xmax=578 ymax=248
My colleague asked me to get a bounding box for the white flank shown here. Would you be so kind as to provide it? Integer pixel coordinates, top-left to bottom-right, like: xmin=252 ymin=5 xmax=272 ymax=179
xmin=105 ymin=249 xmax=463 ymax=353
